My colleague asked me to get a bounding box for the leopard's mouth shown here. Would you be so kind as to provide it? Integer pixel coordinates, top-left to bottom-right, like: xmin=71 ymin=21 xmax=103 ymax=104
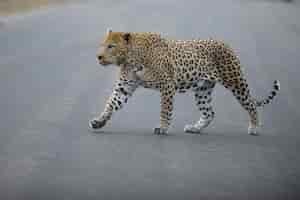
xmin=99 ymin=60 xmax=111 ymax=66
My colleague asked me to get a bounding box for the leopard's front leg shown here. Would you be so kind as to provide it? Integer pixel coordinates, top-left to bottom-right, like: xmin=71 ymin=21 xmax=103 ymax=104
xmin=154 ymin=81 xmax=176 ymax=135
xmin=89 ymin=78 xmax=138 ymax=131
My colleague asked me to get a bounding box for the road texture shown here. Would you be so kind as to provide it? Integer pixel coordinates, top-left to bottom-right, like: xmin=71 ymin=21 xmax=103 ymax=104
xmin=0 ymin=0 xmax=300 ymax=199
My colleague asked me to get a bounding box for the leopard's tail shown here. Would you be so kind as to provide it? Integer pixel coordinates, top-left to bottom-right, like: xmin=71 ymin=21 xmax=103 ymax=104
xmin=255 ymin=80 xmax=280 ymax=107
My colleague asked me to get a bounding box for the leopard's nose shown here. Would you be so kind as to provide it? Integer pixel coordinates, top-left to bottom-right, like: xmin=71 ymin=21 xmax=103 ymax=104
xmin=98 ymin=55 xmax=103 ymax=60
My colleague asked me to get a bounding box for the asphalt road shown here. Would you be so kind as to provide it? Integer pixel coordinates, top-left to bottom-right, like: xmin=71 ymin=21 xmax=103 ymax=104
xmin=1 ymin=0 xmax=300 ymax=199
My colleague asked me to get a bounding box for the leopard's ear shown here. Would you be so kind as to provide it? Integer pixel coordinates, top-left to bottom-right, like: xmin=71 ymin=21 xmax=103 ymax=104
xmin=122 ymin=32 xmax=131 ymax=44
xmin=106 ymin=28 xmax=112 ymax=35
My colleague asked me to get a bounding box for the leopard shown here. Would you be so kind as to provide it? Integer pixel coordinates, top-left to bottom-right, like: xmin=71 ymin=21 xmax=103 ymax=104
xmin=89 ymin=29 xmax=280 ymax=136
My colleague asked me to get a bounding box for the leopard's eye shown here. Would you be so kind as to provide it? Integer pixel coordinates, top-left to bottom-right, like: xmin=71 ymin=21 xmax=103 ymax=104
xmin=107 ymin=44 xmax=115 ymax=49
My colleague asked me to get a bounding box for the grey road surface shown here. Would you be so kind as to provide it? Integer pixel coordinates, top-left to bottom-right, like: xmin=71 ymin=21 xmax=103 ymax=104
xmin=0 ymin=0 xmax=300 ymax=199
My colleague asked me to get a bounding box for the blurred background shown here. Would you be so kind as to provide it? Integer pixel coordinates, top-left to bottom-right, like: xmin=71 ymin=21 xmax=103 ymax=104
xmin=0 ymin=0 xmax=300 ymax=199
xmin=0 ymin=0 xmax=67 ymax=15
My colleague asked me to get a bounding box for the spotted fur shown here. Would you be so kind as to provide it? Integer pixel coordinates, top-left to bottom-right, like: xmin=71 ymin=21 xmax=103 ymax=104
xmin=89 ymin=30 xmax=280 ymax=135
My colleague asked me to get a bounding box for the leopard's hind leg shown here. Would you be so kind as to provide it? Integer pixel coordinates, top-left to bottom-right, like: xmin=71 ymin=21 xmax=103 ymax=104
xmin=216 ymin=65 xmax=260 ymax=135
xmin=184 ymin=80 xmax=216 ymax=134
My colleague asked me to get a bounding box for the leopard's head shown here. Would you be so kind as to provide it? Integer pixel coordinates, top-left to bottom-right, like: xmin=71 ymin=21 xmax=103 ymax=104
xmin=97 ymin=29 xmax=131 ymax=66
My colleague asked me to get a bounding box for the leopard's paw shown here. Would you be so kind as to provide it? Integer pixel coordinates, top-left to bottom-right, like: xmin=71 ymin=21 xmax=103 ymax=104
xmin=248 ymin=126 xmax=259 ymax=136
xmin=184 ymin=124 xmax=203 ymax=134
xmin=153 ymin=127 xmax=168 ymax=135
xmin=184 ymin=117 xmax=212 ymax=134
xmin=89 ymin=118 xmax=107 ymax=130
